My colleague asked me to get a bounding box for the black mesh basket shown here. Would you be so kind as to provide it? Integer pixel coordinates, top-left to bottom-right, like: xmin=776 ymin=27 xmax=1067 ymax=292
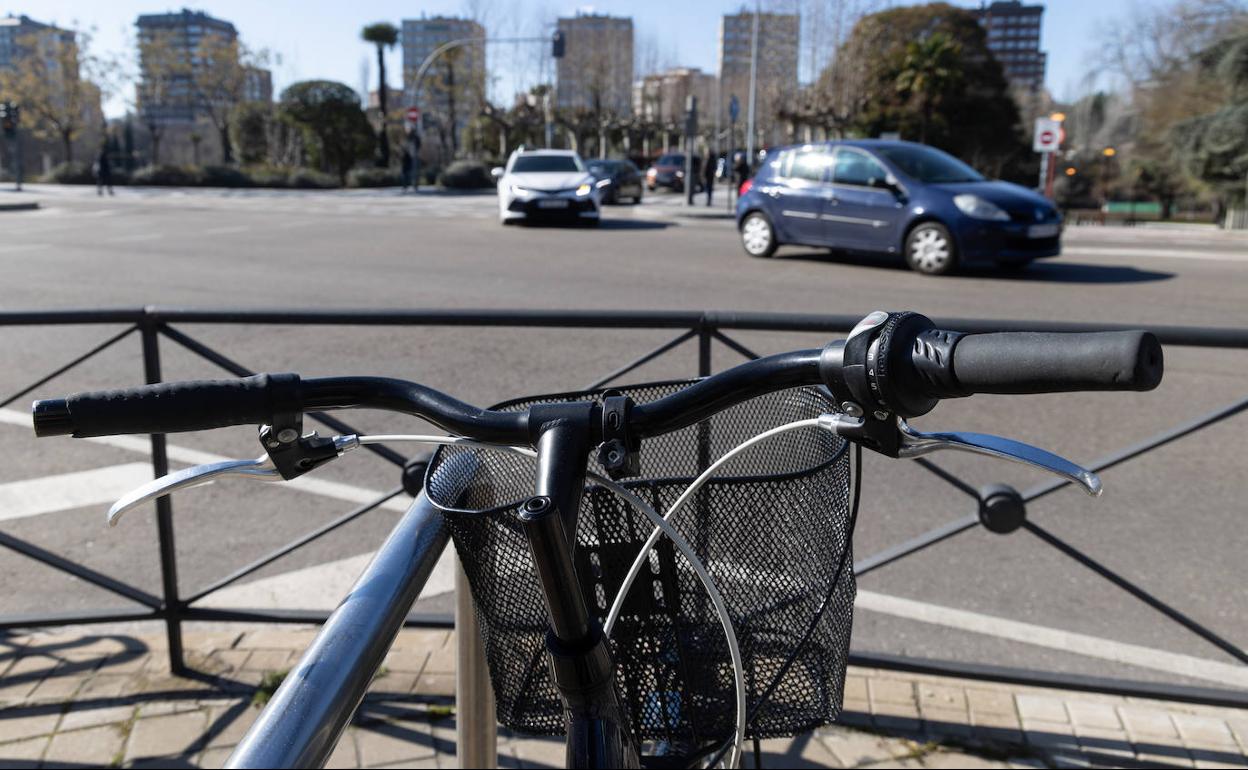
xmin=425 ymin=380 xmax=855 ymax=744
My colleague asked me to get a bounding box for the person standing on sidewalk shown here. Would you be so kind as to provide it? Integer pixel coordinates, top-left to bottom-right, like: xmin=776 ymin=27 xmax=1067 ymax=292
xmin=94 ymin=146 xmax=114 ymax=197
xmin=703 ymin=152 xmax=716 ymax=207
xmin=400 ymin=147 xmax=414 ymax=193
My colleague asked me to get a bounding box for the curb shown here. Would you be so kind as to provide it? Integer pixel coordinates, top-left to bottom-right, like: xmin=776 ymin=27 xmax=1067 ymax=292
xmin=0 ymin=201 xmax=38 ymax=212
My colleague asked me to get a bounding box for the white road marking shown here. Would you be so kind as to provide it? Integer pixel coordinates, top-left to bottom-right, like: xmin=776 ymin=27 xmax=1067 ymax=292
xmin=105 ymin=233 xmax=162 ymax=243
xmin=0 ymin=243 xmax=51 ymax=254
xmin=200 ymin=225 xmax=250 ymax=236
xmin=1064 ymin=246 xmax=1247 ymax=262
xmin=196 ymin=548 xmax=457 ymax=609
xmin=0 ymin=463 xmax=153 ymax=522
xmin=856 ymin=589 xmax=1248 ymax=687
xmin=0 ymin=408 xmax=409 ymax=514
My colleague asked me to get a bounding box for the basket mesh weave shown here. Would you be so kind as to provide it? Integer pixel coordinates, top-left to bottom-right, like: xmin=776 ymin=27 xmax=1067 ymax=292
xmin=425 ymin=381 xmax=855 ymax=744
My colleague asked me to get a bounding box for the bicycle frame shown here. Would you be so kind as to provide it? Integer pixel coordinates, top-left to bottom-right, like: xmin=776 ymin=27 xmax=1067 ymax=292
xmin=229 ymin=420 xmax=640 ymax=769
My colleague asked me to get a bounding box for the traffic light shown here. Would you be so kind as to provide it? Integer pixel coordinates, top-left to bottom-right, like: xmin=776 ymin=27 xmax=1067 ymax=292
xmin=551 ymin=30 xmax=565 ymax=59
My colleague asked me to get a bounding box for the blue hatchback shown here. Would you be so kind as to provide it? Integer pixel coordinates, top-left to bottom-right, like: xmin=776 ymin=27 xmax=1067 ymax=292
xmin=735 ymin=140 xmax=1062 ymax=275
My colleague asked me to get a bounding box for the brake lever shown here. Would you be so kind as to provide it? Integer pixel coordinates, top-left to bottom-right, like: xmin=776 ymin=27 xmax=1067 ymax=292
xmin=107 ymin=455 xmax=281 ymax=527
xmin=895 ymin=418 xmax=1102 ymax=497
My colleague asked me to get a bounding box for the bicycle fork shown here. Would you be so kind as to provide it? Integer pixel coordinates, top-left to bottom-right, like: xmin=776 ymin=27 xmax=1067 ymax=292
xmin=520 ymin=412 xmax=640 ymax=769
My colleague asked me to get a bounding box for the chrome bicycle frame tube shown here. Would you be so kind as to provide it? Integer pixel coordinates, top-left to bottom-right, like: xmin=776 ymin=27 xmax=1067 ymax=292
xmin=226 ymin=472 xmax=463 ymax=769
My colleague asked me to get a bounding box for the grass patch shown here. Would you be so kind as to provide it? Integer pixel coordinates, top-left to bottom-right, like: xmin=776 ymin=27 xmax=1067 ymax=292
xmin=252 ymin=669 xmax=290 ymax=708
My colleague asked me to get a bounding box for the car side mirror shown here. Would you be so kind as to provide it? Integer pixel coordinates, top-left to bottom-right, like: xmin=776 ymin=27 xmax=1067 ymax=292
xmin=491 ymin=167 xmax=504 ymax=181
xmin=882 ymin=174 xmax=906 ymax=199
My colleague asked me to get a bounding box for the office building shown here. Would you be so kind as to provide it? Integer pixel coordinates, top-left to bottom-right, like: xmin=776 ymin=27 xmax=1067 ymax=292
xmin=975 ymin=1 xmax=1047 ymax=91
xmin=718 ymin=11 xmax=799 ymax=141
xmin=0 ymin=14 xmax=74 ymax=70
xmin=634 ymin=67 xmax=716 ymax=125
xmin=556 ymin=14 xmax=633 ymax=116
xmin=135 ymin=9 xmax=239 ymax=124
xmin=401 ymin=16 xmax=485 ymax=125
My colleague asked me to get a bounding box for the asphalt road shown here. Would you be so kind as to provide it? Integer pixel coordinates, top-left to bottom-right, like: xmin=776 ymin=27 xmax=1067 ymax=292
xmin=0 ymin=184 xmax=1244 ymax=697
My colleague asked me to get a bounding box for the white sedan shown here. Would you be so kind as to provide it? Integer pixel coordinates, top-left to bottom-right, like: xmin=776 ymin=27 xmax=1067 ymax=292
xmin=493 ymin=149 xmax=601 ymax=226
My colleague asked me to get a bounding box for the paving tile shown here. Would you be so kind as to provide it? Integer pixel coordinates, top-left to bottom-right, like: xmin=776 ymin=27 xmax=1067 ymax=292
xmin=1016 ymin=694 xmax=1068 ymax=724
xmin=413 ymin=672 xmax=455 ymax=697
xmin=873 ymin=700 xmax=923 ymax=734
xmin=869 ymin=678 xmax=916 ymax=706
xmin=820 ymin=726 xmax=907 ymax=767
xmin=76 ymin=673 xmax=131 ymax=699
xmin=96 ymin=652 xmax=151 ymax=674
xmin=1175 ymin=714 xmax=1240 ymax=749
xmin=383 ymin=647 xmax=431 ymax=674
xmin=242 ymin=649 xmax=292 ymax=672
xmin=842 ymin=675 xmax=868 ymax=703
xmin=922 ymin=750 xmax=1011 ymax=768
xmin=0 ymin=734 xmax=49 ymax=763
xmin=58 ymin=701 xmax=136 ymax=732
xmin=323 ymin=730 xmax=357 ymax=769
xmin=44 ymin=723 xmax=126 ymax=766
xmin=367 ymin=672 xmax=419 ymax=698
xmin=28 ymin=670 xmax=82 ymax=702
xmin=0 ymin=709 xmax=62 ymax=742
xmin=0 ymin=655 xmax=59 ymax=700
xmin=917 ymin=683 xmax=967 ymax=712
xmin=967 ymin=688 xmax=1017 ymax=716
xmin=1064 ymin=700 xmax=1122 ymax=732
xmin=203 ymin=703 xmax=258 ymax=748
xmin=1022 ymin=718 xmax=1078 ymax=753
xmin=512 ymin=736 xmax=564 ymax=768
xmin=124 ymin=710 xmax=208 ymax=761
xmin=234 ymin=630 xmax=317 ymax=651
xmin=355 ymin=722 xmax=438 ymax=766
xmin=1120 ymin=705 xmax=1182 ymax=739
xmin=182 ymin=632 xmax=244 ymax=654
xmin=197 ymin=745 xmax=234 ymax=769
xmin=1188 ymin=746 xmax=1248 ymax=768
xmin=423 ymin=637 xmax=456 ymax=674
xmin=1071 ymin=726 xmax=1135 ymax=765
xmin=920 ymin=707 xmax=974 ymax=738
xmin=1136 ymin=747 xmax=1195 ymax=767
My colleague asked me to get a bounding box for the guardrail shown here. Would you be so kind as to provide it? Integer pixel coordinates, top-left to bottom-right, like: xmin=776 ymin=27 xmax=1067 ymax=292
xmin=1 ymin=307 xmax=1244 ymax=710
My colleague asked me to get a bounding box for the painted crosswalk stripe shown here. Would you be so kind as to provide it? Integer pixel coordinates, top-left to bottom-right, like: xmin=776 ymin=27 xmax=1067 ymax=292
xmin=0 ymin=463 xmax=154 ymax=523
xmin=1064 ymin=246 xmax=1246 ymax=262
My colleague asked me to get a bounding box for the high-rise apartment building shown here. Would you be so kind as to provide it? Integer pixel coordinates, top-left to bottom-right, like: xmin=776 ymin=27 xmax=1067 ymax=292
xmin=0 ymin=14 xmax=74 ymax=70
xmin=975 ymin=1 xmax=1047 ymax=92
xmin=556 ymin=14 xmax=633 ymax=116
xmin=242 ymin=66 xmax=272 ymax=103
xmin=401 ymin=16 xmax=486 ymax=130
xmin=718 ymin=11 xmax=799 ymax=142
xmin=136 ymin=9 xmax=238 ymax=124
xmin=633 ymin=67 xmax=716 ymax=125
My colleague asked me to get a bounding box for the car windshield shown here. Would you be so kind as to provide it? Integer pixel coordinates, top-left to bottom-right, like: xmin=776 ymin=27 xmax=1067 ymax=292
xmin=511 ymin=155 xmax=583 ymax=173
xmin=876 ymin=145 xmax=984 ymax=183
xmin=657 ymin=154 xmax=684 ymax=166
xmin=587 ymin=161 xmax=617 ymax=176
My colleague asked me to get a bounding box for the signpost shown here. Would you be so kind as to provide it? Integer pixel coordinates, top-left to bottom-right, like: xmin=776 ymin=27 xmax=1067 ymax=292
xmin=1033 ymin=116 xmax=1062 ymax=199
xmin=728 ymin=95 xmax=739 ymax=213
xmin=684 ymin=95 xmax=698 ymax=207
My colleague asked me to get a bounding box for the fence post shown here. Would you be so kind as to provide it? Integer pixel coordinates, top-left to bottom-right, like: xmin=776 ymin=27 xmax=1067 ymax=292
xmin=141 ymin=319 xmax=185 ymax=675
xmin=456 ymin=557 xmax=496 ymax=768
xmin=697 ymin=322 xmax=712 ymax=377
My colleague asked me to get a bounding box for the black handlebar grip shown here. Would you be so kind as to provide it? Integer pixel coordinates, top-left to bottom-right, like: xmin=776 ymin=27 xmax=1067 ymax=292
xmin=948 ymin=331 xmax=1163 ymax=395
xmin=32 ymin=373 xmax=302 ymax=438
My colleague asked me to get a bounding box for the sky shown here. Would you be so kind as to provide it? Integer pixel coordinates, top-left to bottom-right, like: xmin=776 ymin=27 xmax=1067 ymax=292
xmin=19 ymin=0 xmax=1141 ymax=118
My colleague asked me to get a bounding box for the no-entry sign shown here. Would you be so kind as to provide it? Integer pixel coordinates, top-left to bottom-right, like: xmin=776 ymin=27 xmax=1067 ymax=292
xmin=1033 ymin=117 xmax=1061 ymax=153
xmin=405 ymin=107 xmax=421 ymax=124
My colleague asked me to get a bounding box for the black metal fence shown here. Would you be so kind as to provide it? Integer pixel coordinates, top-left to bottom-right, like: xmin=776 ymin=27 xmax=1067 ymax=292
xmin=1 ymin=307 xmax=1244 ymax=708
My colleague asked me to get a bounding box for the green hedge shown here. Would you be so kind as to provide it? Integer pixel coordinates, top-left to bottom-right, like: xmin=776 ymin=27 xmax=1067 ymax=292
xmin=131 ymin=165 xmax=204 ymax=186
xmin=438 ymin=160 xmax=494 ymax=189
xmin=40 ymin=162 xmax=97 ymax=185
xmin=347 ymin=167 xmax=402 ymax=188
xmin=287 ymin=168 xmax=339 ymax=189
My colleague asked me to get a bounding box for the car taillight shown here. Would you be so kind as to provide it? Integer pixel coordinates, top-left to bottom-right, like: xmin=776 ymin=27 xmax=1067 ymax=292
xmin=739 ymin=178 xmax=753 ymax=196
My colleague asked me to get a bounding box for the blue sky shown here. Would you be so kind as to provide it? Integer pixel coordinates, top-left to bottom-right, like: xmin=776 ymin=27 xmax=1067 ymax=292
xmin=21 ymin=0 xmax=1137 ymax=117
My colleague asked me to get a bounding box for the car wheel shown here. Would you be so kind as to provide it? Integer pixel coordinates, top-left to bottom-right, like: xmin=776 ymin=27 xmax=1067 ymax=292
xmin=905 ymin=222 xmax=957 ymax=276
xmin=741 ymin=212 xmax=778 ymax=258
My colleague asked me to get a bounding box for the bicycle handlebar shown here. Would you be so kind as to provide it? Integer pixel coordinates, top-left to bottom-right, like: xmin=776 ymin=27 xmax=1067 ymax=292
xmin=32 ymin=312 xmax=1163 ymax=443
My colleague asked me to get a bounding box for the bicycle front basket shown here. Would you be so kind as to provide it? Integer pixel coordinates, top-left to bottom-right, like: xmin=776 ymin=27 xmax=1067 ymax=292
xmin=425 ymin=380 xmax=854 ymax=744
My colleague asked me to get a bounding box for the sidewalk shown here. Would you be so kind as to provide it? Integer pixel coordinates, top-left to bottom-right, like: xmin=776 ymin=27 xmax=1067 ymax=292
xmin=2 ymin=627 xmax=1246 ymax=768
xmin=0 ymin=191 xmax=38 ymax=212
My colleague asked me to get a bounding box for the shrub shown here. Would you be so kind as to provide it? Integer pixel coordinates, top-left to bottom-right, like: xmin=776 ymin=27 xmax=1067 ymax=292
xmin=130 ymin=164 xmax=204 ymax=186
xmin=347 ymin=167 xmax=402 ymax=188
xmin=40 ymin=161 xmax=95 ymax=185
xmin=201 ymin=165 xmax=254 ymax=188
xmin=287 ymin=168 xmax=339 ymax=189
xmin=244 ymin=165 xmax=292 ymax=188
xmin=437 ymin=159 xmax=493 ymax=189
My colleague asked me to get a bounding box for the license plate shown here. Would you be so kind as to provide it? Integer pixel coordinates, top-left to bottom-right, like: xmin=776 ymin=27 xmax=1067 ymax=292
xmin=537 ymin=199 xmax=568 ymax=209
xmin=1028 ymin=223 xmax=1059 ymax=238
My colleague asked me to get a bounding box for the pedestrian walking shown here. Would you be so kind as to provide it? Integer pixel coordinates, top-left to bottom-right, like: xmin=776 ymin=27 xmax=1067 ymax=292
xmin=400 ymin=147 xmax=414 ymax=193
xmin=703 ymin=152 xmax=716 ymax=207
xmin=94 ymin=146 xmax=114 ymax=197
xmin=734 ymin=153 xmax=750 ymax=191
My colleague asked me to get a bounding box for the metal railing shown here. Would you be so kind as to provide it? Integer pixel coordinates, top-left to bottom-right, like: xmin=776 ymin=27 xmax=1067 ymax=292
xmin=0 ymin=306 xmax=1244 ymax=710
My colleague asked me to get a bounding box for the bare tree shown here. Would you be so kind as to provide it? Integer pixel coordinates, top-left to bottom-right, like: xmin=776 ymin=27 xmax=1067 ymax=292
xmin=133 ymin=29 xmax=182 ymax=165
xmin=188 ymin=36 xmax=268 ymax=164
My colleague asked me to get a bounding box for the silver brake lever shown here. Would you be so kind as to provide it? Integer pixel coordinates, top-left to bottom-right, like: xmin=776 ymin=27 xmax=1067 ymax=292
xmin=108 ymin=455 xmax=281 ymax=527
xmin=896 ymin=418 xmax=1102 ymax=497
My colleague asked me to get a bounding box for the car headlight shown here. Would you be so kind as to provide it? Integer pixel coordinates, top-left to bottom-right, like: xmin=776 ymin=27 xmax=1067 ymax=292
xmin=953 ymin=194 xmax=1010 ymax=221
xmin=576 ymin=183 xmax=592 ymax=196
xmin=595 ymin=178 xmax=611 ymax=188
xmin=510 ymin=184 xmax=531 ymax=197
